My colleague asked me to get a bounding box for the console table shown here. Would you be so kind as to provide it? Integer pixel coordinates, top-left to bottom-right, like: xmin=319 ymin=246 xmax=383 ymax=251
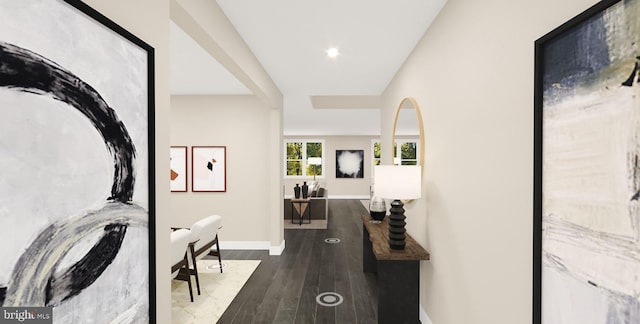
xmin=362 ymin=215 xmax=430 ymax=324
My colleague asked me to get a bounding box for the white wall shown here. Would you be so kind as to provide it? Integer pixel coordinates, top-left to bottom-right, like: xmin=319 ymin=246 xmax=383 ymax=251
xmin=283 ymin=135 xmax=377 ymax=198
xmin=381 ymin=0 xmax=598 ymax=323
xmin=170 ymin=95 xmax=281 ymax=248
xmin=83 ymin=0 xmax=171 ymax=322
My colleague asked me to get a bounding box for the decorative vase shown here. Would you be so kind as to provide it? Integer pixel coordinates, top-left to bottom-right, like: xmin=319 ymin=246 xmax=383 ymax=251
xmin=302 ymin=181 xmax=309 ymax=198
xmin=369 ymin=196 xmax=386 ymax=221
xmin=294 ymin=184 xmax=301 ymax=198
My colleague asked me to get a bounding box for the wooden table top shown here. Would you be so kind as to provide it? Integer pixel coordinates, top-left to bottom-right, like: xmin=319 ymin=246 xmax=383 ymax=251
xmin=361 ymin=215 xmax=430 ymax=261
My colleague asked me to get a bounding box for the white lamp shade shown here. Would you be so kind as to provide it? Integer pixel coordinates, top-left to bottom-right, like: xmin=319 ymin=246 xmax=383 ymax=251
xmin=307 ymin=157 xmax=322 ymax=165
xmin=373 ymin=165 xmax=421 ymax=200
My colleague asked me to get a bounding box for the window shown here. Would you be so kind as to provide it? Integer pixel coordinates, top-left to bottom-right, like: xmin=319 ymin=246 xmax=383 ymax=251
xmin=285 ymin=140 xmax=324 ymax=177
xmin=394 ymin=140 xmax=418 ymax=165
xmin=371 ymin=140 xmax=381 ymax=178
xmin=371 ymin=138 xmax=419 ymax=177
xmin=373 ymin=141 xmax=381 ymax=167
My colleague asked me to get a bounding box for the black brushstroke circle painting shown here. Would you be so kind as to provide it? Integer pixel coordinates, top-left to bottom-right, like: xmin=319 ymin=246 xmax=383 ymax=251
xmin=0 ymin=40 xmax=148 ymax=319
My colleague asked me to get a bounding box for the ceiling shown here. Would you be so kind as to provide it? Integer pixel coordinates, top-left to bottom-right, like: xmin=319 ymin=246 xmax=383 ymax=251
xmin=170 ymin=0 xmax=448 ymax=134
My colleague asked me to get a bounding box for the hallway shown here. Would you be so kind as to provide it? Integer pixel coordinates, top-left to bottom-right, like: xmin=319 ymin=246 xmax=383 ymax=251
xmin=217 ymin=200 xmax=379 ymax=323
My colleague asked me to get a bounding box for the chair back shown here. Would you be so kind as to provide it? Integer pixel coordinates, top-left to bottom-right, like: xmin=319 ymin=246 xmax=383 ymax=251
xmin=189 ymin=215 xmax=222 ymax=261
xmin=170 ymin=229 xmax=192 ymax=278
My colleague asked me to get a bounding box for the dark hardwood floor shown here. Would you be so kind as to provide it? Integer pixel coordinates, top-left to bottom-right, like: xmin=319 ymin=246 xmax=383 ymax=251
xmin=216 ymin=199 xmax=379 ymax=324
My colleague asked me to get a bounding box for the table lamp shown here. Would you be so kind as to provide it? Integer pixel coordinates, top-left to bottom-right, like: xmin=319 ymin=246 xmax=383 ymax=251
xmin=307 ymin=157 xmax=322 ymax=180
xmin=373 ymin=165 xmax=422 ymax=250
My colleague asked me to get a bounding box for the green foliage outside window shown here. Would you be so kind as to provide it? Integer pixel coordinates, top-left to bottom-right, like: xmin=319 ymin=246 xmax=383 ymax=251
xmin=307 ymin=142 xmax=322 ymax=157
xmin=307 ymin=142 xmax=322 ymax=176
xmin=287 ymin=142 xmax=302 ymax=159
xmin=286 ymin=142 xmax=303 ymax=175
xmin=307 ymin=164 xmax=322 ymax=176
xmin=401 ymin=142 xmax=417 ymax=165
xmin=393 ymin=141 xmax=418 ymax=165
xmin=286 ymin=141 xmax=323 ymax=176
xmin=306 ymin=142 xmax=323 ymax=176
xmin=373 ymin=142 xmax=381 ymax=166
xmin=287 ymin=161 xmax=302 ymax=175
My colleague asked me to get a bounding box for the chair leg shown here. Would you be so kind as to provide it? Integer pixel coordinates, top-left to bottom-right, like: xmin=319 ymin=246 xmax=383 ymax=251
xmin=175 ymin=255 xmax=194 ymax=302
xmin=182 ymin=254 xmax=194 ymax=302
xmin=208 ymin=235 xmax=223 ymax=273
xmin=186 ymin=270 xmax=194 ymax=302
xmin=189 ymin=244 xmax=201 ymax=295
xmin=216 ymin=236 xmax=223 ymax=273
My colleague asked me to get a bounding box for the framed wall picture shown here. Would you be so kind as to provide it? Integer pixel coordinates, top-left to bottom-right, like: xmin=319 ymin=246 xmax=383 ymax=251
xmin=192 ymin=146 xmax=227 ymax=192
xmin=534 ymin=0 xmax=640 ymax=322
xmin=336 ymin=150 xmax=364 ymax=178
xmin=0 ymin=0 xmax=155 ymax=322
xmin=170 ymin=146 xmax=188 ymax=192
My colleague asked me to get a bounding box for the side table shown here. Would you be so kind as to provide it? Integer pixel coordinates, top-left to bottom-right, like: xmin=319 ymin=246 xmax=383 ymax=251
xmin=290 ymin=198 xmax=311 ymax=225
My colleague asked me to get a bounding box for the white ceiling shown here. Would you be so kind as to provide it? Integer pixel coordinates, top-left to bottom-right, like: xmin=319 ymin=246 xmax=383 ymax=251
xmin=170 ymin=21 xmax=250 ymax=95
xmin=170 ymin=0 xmax=448 ymax=134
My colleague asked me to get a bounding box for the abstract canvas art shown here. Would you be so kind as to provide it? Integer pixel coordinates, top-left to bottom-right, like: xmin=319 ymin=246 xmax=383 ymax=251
xmin=171 ymin=146 xmax=187 ymax=192
xmin=336 ymin=150 xmax=364 ymax=178
xmin=192 ymin=146 xmax=226 ymax=192
xmin=0 ymin=0 xmax=155 ymax=322
xmin=534 ymin=0 xmax=640 ymax=323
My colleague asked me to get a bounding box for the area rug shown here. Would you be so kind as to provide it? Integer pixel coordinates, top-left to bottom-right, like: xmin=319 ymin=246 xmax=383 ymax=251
xmin=283 ymin=219 xmax=328 ymax=229
xmin=171 ymin=259 xmax=261 ymax=323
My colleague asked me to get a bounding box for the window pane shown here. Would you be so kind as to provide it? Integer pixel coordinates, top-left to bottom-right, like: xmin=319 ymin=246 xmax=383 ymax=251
xmin=401 ymin=142 xmax=416 ymax=159
xmin=287 ymin=161 xmax=302 ymax=176
xmin=307 ymin=142 xmax=323 ymax=176
xmin=307 ymin=164 xmax=322 ymax=176
xmin=286 ymin=142 xmax=302 ymax=159
xmin=373 ymin=142 xmax=381 ymax=159
xmin=401 ymin=160 xmax=417 ymax=165
xmin=307 ymin=142 xmax=322 ymax=157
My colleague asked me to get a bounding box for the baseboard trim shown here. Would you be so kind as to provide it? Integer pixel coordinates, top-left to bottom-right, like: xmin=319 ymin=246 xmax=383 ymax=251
xmin=328 ymin=194 xmax=370 ymax=199
xmin=219 ymin=241 xmax=270 ymax=251
xmin=283 ymin=194 xmax=370 ymax=199
xmin=218 ymin=240 xmax=285 ymax=255
xmin=269 ymin=240 xmax=285 ymax=255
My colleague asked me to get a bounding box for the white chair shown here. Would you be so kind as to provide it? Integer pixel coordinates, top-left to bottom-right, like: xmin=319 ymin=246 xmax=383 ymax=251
xmin=171 ymin=228 xmax=194 ymax=302
xmin=187 ymin=215 xmax=223 ymax=295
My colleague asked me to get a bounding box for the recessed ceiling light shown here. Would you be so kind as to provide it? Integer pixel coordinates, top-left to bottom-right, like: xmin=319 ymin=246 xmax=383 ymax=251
xmin=326 ymin=47 xmax=339 ymax=58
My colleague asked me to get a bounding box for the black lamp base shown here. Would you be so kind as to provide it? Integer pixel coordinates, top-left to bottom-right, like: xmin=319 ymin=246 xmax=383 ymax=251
xmin=388 ymin=199 xmax=406 ymax=250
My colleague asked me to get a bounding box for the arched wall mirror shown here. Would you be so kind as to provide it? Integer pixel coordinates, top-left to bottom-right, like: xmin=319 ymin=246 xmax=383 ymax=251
xmin=391 ymin=97 xmax=425 ymax=170
xmin=369 ymin=97 xmax=424 ymax=209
